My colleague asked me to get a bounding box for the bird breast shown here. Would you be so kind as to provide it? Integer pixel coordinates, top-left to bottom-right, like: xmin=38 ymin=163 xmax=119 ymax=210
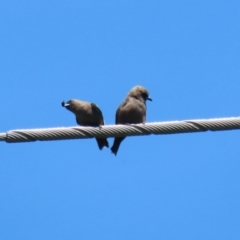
xmin=118 ymin=99 xmax=146 ymax=124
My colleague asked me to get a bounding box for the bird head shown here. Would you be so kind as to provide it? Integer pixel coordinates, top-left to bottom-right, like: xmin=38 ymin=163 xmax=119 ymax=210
xmin=128 ymin=86 xmax=152 ymax=102
xmin=61 ymin=99 xmax=80 ymax=113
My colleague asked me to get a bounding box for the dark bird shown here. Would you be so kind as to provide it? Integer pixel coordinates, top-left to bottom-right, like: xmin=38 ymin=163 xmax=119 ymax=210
xmin=62 ymin=99 xmax=109 ymax=150
xmin=111 ymin=86 xmax=152 ymax=156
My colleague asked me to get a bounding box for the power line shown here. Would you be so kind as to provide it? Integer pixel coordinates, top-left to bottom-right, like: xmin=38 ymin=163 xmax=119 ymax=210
xmin=1 ymin=117 xmax=240 ymax=144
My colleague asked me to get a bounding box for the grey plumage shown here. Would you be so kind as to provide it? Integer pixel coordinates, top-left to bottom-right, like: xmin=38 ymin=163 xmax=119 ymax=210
xmin=111 ymin=86 xmax=152 ymax=156
xmin=62 ymin=99 xmax=109 ymax=150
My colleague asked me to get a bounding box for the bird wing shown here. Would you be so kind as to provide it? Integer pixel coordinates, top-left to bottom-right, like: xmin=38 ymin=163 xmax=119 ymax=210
xmin=91 ymin=103 xmax=105 ymax=125
xmin=91 ymin=103 xmax=103 ymax=115
xmin=115 ymin=107 xmax=120 ymax=124
xmin=115 ymin=98 xmax=129 ymax=124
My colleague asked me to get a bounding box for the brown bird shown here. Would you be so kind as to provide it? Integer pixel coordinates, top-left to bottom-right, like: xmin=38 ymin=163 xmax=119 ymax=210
xmin=111 ymin=86 xmax=152 ymax=156
xmin=62 ymin=99 xmax=109 ymax=150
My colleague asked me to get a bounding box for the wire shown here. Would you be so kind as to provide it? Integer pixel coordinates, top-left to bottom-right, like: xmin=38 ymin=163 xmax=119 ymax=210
xmin=1 ymin=117 xmax=240 ymax=143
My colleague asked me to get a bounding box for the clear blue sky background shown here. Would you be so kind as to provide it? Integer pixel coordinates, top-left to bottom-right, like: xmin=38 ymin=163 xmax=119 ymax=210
xmin=1 ymin=1 xmax=240 ymax=239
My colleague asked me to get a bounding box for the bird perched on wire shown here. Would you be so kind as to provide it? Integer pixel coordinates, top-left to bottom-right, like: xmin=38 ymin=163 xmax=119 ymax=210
xmin=62 ymin=99 xmax=109 ymax=150
xmin=111 ymin=86 xmax=152 ymax=156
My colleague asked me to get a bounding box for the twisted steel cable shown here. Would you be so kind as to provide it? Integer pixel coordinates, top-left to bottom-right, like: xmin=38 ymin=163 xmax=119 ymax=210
xmin=0 ymin=117 xmax=240 ymax=143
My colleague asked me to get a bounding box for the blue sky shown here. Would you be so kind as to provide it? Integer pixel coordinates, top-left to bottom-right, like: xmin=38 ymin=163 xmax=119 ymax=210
xmin=1 ymin=1 xmax=240 ymax=239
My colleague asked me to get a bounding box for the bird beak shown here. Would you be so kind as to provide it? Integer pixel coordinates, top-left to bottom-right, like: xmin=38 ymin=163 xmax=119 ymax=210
xmin=61 ymin=101 xmax=70 ymax=107
xmin=147 ymin=97 xmax=152 ymax=101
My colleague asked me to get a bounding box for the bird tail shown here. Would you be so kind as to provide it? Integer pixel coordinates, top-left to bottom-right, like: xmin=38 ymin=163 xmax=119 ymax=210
xmin=96 ymin=138 xmax=109 ymax=150
xmin=110 ymin=137 xmax=125 ymax=156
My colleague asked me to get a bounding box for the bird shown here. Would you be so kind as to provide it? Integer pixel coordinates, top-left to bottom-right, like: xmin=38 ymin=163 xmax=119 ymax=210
xmin=62 ymin=99 xmax=109 ymax=150
xmin=111 ymin=86 xmax=152 ymax=156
